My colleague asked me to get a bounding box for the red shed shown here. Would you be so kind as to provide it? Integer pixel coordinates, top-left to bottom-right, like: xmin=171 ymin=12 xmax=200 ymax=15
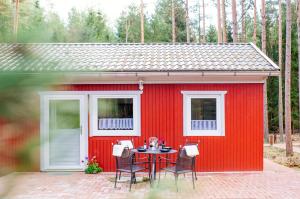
xmin=0 ymin=43 xmax=279 ymax=172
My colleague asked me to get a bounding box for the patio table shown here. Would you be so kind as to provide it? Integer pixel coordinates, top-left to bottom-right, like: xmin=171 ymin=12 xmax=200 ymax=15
xmin=132 ymin=148 xmax=177 ymax=183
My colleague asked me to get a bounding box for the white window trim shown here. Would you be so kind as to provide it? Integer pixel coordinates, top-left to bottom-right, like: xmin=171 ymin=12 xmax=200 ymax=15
xmin=181 ymin=91 xmax=227 ymax=136
xmin=89 ymin=91 xmax=142 ymax=136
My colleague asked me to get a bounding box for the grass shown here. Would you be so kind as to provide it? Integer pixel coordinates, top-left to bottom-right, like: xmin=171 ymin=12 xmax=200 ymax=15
xmin=264 ymin=146 xmax=300 ymax=169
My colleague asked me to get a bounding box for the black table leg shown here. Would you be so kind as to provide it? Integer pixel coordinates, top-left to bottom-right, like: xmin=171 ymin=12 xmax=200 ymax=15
xmin=151 ymin=154 xmax=157 ymax=182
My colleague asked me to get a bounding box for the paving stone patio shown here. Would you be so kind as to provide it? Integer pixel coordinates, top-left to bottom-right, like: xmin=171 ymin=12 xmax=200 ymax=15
xmin=1 ymin=159 xmax=300 ymax=199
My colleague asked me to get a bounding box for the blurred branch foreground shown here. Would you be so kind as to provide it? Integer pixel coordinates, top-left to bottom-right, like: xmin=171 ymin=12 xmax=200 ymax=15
xmin=0 ymin=45 xmax=59 ymax=177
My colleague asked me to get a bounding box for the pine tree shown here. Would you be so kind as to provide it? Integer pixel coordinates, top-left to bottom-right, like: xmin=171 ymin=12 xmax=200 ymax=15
xmin=285 ymin=0 xmax=293 ymax=156
xmin=253 ymin=0 xmax=257 ymax=44
xmin=217 ymin=0 xmax=222 ymax=43
xmin=261 ymin=0 xmax=269 ymax=141
xmin=172 ymin=0 xmax=176 ymax=43
xmin=202 ymin=0 xmax=206 ymax=42
xmin=231 ymin=0 xmax=237 ymax=42
xmin=140 ymin=0 xmax=144 ymax=43
xmin=241 ymin=0 xmax=246 ymax=42
xmin=278 ymin=0 xmax=284 ymax=142
xmin=222 ymin=0 xmax=227 ymax=42
xmin=297 ymin=0 xmax=300 ymax=142
xmin=185 ymin=0 xmax=190 ymax=43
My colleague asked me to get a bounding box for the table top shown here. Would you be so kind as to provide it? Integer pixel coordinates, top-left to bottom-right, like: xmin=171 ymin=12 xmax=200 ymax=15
xmin=132 ymin=148 xmax=177 ymax=155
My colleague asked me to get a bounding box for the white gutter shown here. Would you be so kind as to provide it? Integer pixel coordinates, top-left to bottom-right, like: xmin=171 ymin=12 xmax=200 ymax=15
xmin=1 ymin=70 xmax=280 ymax=77
xmin=62 ymin=71 xmax=280 ymax=77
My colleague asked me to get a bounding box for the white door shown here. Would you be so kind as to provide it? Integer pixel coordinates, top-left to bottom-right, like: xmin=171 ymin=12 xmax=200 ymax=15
xmin=40 ymin=94 xmax=88 ymax=171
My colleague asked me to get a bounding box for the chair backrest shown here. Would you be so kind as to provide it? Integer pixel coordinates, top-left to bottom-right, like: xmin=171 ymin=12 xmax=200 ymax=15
xmin=175 ymin=148 xmax=195 ymax=172
xmin=115 ymin=147 xmax=134 ymax=170
xmin=185 ymin=142 xmax=199 ymax=148
xmin=119 ymin=140 xmax=134 ymax=149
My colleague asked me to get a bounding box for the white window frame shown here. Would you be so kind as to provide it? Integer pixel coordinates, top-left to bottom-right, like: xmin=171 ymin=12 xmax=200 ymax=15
xmin=181 ymin=91 xmax=227 ymax=136
xmin=89 ymin=91 xmax=142 ymax=136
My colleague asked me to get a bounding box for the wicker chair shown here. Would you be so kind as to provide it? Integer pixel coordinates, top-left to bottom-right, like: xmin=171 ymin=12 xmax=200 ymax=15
xmin=114 ymin=148 xmax=150 ymax=191
xmin=158 ymin=148 xmax=196 ymax=191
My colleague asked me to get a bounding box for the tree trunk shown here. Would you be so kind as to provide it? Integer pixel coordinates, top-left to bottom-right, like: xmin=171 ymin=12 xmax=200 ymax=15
xmin=285 ymin=0 xmax=293 ymax=156
xmin=261 ymin=0 xmax=266 ymax=53
xmin=202 ymin=0 xmax=206 ymax=42
xmin=217 ymin=0 xmax=222 ymax=43
xmin=172 ymin=0 xmax=176 ymax=43
xmin=242 ymin=0 xmax=246 ymax=42
xmin=261 ymin=0 xmax=268 ymax=142
xmin=297 ymin=0 xmax=300 ymax=144
xmin=231 ymin=0 xmax=237 ymax=42
xmin=278 ymin=0 xmax=284 ymax=142
xmin=13 ymin=0 xmax=19 ymax=41
xmin=253 ymin=0 xmax=257 ymax=44
xmin=198 ymin=0 xmax=201 ymax=43
xmin=125 ymin=19 xmax=129 ymax=43
xmin=140 ymin=0 xmax=144 ymax=44
xmin=222 ymin=0 xmax=227 ymax=42
xmin=185 ymin=0 xmax=190 ymax=43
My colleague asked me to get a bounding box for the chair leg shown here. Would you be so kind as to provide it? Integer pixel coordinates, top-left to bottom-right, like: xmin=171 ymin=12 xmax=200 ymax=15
xmin=114 ymin=171 xmax=118 ymax=188
xmin=175 ymin=174 xmax=178 ymax=192
xmin=192 ymin=172 xmax=195 ymax=189
xmin=149 ymin=170 xmax=152 ymax=185
xmin=133 ymin=173 xmax=137 ymax=184
xmin=149 ymin=162 xmax=151 ymax=183
xmin=158 ymin=170 xmax=161 ymax=183
xmin=119 ymin=171 xmax=122 ymax=180
xmin=194 ymin=171 xmax=197 ymax=181
xmin=129 ymin=173 xmax=133 ymax=191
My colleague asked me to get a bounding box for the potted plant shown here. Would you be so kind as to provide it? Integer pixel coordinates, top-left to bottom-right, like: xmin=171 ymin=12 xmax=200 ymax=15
xmin=85 ymin=156 xmax=103 ymax=174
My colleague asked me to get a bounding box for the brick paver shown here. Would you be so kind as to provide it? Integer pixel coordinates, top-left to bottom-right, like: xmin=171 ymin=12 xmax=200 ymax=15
xmin=1 ymin=159 xmax=300 ymax=199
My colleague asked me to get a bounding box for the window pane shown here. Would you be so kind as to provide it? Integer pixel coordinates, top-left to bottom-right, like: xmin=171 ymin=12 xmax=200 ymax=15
xmin=49 ymin=100 xmax=80 ymax=129
xmin=98 ymin=98 xmax=133 ymax=130
xmin=191 ymin=98 xmax=217 ymax=130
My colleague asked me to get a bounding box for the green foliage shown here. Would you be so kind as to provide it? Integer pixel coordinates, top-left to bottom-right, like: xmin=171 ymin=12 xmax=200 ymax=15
xmin=0 ymin=0 xmax=14 ymax=42
xmin=85 ymin=156 xmax=103 ymax=174
xmin=116 ymin=5 xmax=149 ymax=42
xmin=0 ymin=0 xmax=115 ymax=43
xmin=151 ymin=0 xmax=187 ymax=42
xmin=206 ymin=25 xmax=217 ymax=42
xmin=264 ymin=1 xmax=299 ymax=132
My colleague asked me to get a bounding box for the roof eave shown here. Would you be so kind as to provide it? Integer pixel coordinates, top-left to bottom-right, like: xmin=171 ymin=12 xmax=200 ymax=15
xmin=0 ymin=70 xmax=280 ymax=76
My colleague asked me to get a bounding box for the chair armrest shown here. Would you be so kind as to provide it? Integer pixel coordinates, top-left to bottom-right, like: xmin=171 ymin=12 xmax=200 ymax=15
xmin=133 ymin=156 xmax=150 ymax=164
xmin=136 ymin=156 xmax=149 ymax=160
xmin=159 ymin=161 xmax=176 ymax=164
xmin=159 ymin=156 xmax=176 ymax=164
xmin=159 ymin=156 xmax=171 ymax=161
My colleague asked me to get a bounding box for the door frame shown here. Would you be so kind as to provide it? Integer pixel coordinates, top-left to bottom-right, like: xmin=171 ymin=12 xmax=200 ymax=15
xmin=40 ymin=92 xmax=88 ymax=171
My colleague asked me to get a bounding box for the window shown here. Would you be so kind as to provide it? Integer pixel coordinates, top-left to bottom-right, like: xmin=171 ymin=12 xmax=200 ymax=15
xmin=90 ymin=91 xmax=142 ymax=136
xmin=98 ymin=98 xmax=133 ymax=130
xmin=182 ymin=91 xmax=226 ymax=136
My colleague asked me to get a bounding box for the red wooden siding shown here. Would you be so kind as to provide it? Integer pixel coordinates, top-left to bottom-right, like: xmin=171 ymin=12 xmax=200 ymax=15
xmin=63 ymin=83 xmax=263 ymax=172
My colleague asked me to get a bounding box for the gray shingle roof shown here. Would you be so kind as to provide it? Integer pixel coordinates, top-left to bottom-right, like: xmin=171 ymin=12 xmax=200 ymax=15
xmin=0 ymin=43 xmax=279 ymax=72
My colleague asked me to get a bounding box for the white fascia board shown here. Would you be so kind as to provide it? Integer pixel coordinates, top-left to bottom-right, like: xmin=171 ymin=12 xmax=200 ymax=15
xmin=249 ymin=42 xmax=280 ymax=70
